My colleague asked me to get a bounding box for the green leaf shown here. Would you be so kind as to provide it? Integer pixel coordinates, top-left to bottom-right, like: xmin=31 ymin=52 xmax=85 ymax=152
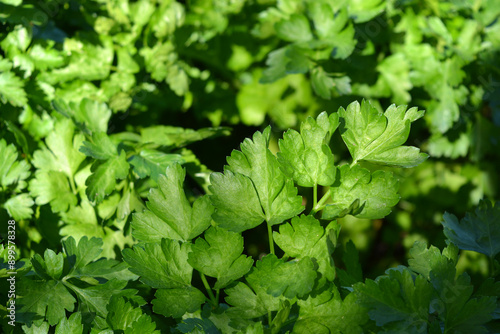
xmin=347 ymin=0 xmax=385 ymax=23
xmin=211 ymin=127 xmax=303 ymax=231
xmin=0 ymin=71 xmax=27 ymax=106
xmin=85 ymin=151 xmax=129 ymax=204
xmin=441 ymin=200 xmax=500 ymax=258
xmin=122 ymin=238 xmax=193 ymax=289
xmin=68 ymin=279 xmax=133 ymax=321
xmin=80 ymin=132 xmax=117 ymax=160
xmin=106 ymin=296 xmax=159 ymax=333
xmin=311 ymin=67 xmax=335 ymax=100
xmin=53 ymin=98 xmax=112 ymax=134
xmin=28 ymin=44 xmax=65 ymax=71
xmin=339 ymin=100 xmax=428 ymax=167
xmin=32 ymin=249 xmax=64 ymax=280
xmin=225 ymin=281 xmax=284 ymax=319
xmin=55 ymin=312 xmax=84 ymax=334
xmin=278 ymin=111 xmax=339 ymax=187
xmin=152 ymin=287 xmax=206 ymax=318
xmin=132 ymin=164 xmax=213 ymax=242
xmin=273 ymin=215 xmax=335 ymax=282
xmin=3 ymin=193 xmax=33 ymax=220
xmin=129 ymin=149 xmax=184 ymax=181
xmin=188 ymin=227 xmax=253 ymax=289
xmin=0 ymin=138 xmax=30 ymax=189
xmin=62 ymin=236 xmax=104 ymax=275
xmin=18 ymin=280 xmax=76 ymax=326
xmin=336 ymin=240 xmax=363 ymax=287
xmin=322 ymin=165 xmax=400 ymax=219
xmin=29 ymin=171 xmax=77 ymax=213
xmin=260 ymin=48 xmax=288 ymax=83
xmin=354 ymin=269 xmax=433 ymax=331
xmin=32 ymin=119 xmax=86 ymax=180
xmin=140 ymin=126 xmax=231 ymax=148
xmin=407 ymin=241 xmax=496 ymax=333
xmin=275 ymin=14 xmax=313 ymax=43
xmin=294 ymin=286 xmax=367 ymax=334
xmin=246 ymin=254 xmax=316 ymax=299
xmin=209 ymin=171 xmax=265 ymax=232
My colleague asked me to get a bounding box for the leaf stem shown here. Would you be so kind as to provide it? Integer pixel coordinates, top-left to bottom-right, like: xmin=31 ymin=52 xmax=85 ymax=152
xmin=312 ymin=189 xmax=331 ymax=214
xmin=268 ymin=223 xmax=275 ymax=255
xmin=69 ymin=176 xmax=77 ymax=195
xmin=313 ymin=183 xmax=318 ymax=208
xmin=200 ymin=272 xmax=217 ymax=306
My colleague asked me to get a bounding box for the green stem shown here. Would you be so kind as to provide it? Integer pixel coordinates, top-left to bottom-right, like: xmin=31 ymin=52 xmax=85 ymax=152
xmin=215 ymin=289 xmax=220 ymax=305
xmin=312 ymin=189 xmax=331 ymax=214
xmin=268 ymin=311 xmax=272 ymax=327
xmin=268 ymin=223 xmax=275 ymax=255
xmin=313 ymin=183 xmax=318 ymax=208
xmin=69 ymin=176 xmax=77 ymax=195
xmin=200 ymin=273 xmax=217 ymax=306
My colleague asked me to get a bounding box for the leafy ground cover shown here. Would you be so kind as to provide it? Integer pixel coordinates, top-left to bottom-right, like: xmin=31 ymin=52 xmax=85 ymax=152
xmin=1 ymin=0 xmax=500 ymax=333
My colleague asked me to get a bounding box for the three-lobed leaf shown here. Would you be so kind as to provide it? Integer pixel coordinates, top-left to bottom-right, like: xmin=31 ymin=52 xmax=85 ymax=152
xmin=188 ymin=227 xmax=253 ymax=289
xmin=132 ymin=163 xmax=213 ymax=242
xmin=278 ymin=111 xmax=338 ymax=187
xmin=339 ymin=100 xmax=428 ymax=167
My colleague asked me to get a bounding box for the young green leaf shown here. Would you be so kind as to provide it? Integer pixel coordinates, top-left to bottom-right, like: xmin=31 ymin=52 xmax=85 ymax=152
xmin=322 ymin=164 xmax=400 ymax=219
xmin=30 ymin=171 xmax=77 ymax=213
xmin=32 ymin=119 xmax=86 ymax=180
xmin=106 ymin=296 xmax=159 ymax=333
xmin=52 ymin=98 xmax=112 ymax=135
xmin=209 ymin=171 xmax=266 ymax=232
xmin=210 ymin=127 xmax=303 ymax=232
xmin=31 ymin=249 xmax=64 ymax=280
xmin=0 ymin=138 xmax=30 ymax=189
xmin=63 ymin=236 xmax=105 ymax=275
xmin=129 ymin=149 xmax=184 ymax=181
xmin=273 ymin=215 xmax=335 ymax=282
xmin=152 ymin=287 xmax=207 ymax=319
xmin=132 ymin=163 xmax=213 ymax=242
xmin=122 ymin=238 xmax=193 ymax=289
xmin=246 ymin=254 xmax=316 ymax=299
xmin=339 ymin=100 xmax=428 ymax=167
xmin=188 ymin=227 xmax=253 ymax=289
xmin=55 ymin=312 xmax=84 ymax=334
xmin=441 ymin=200 xmax=500 ymax=258
xmin=275 ymin=14 xmax=313 ymax=43
xmin=278 ymin=111 xmax=339 ymax=187
xmin=224 ymin=281 xmax=284 ymax=319
xmin=4 ymin=193 xmax=33 ymax=220
xmin=0 ymin=70 xmax=27 ymax=106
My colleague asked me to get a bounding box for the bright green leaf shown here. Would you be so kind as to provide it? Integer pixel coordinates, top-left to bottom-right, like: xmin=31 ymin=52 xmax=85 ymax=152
xmin=188 ymin=227 xmax=253 ymax=289
xmin=322 ymin=164 xmax=400 ymax=219
xmin=339 ymin=100 xmax=428 ymax=167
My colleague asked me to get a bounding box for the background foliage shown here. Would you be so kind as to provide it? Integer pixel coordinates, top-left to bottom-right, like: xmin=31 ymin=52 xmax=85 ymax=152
xmin=0 ymin=0 xmax=499 ymax=332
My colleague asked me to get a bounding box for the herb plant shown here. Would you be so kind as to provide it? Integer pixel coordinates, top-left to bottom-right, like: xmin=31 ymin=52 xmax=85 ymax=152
xmin=4 ymin=100 xmax=498 ymax=333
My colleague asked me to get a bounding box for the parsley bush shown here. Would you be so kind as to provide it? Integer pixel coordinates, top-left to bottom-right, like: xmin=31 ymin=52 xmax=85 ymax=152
xmin=1 ymin=0 xmax=500 ymax=332
xmin=3 ymin=101 xmax=500 ymax=333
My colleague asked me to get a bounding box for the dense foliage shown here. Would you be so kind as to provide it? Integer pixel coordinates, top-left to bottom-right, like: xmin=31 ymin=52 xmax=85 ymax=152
xmin=1 ymin=0 xmax=499 ymax=333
